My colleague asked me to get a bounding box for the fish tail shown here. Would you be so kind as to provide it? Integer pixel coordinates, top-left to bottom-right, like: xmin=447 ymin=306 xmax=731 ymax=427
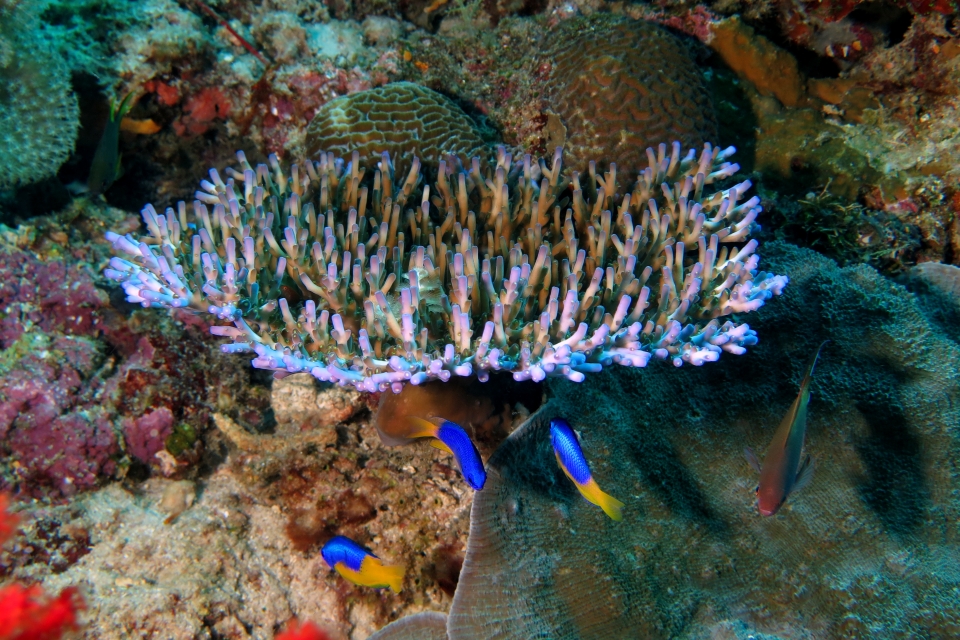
xmin=364 ymin=560 xmax=405 ymax=593
xmin=578 ymin=479 xmax=625 ymax=521
xmin=406 ymin=416 xmax=439 ymax=439
xmin=337 ymin=559 xmax=405 ymax=592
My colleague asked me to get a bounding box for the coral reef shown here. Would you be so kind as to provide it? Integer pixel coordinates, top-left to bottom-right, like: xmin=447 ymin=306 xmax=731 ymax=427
xmin=0 ymin=0 xmax=79 ymax=188
xmin=443 ymin=241 xmax=960 ymax=638
xmin=0 ymin=248 xmax=117 ymax=496
xmin=4 ymin=376 xmax=491 ymax=638
xmin=539 ymin=15 xmax=718 ymax=172
xmin=104 ymin=143 xmax=786 ymax=392
xmin=766 ymin=185 xmax=922 ymax=271
xmin=306 ymin=83 xmax=491 ymax=173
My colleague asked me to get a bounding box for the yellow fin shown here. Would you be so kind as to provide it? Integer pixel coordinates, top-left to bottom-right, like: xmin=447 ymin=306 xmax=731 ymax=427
xmin=577 ymin=478 xmax=625 ymax=521
xmin=361 ymin=557 xmax=405 ymax=592
xmin=336 ymin=559 xmax=404 ymax=592
xmin=428 ymin=438 xmax=454 ymax=455
xmin=406 ymin=416 xmax=440 ymax=439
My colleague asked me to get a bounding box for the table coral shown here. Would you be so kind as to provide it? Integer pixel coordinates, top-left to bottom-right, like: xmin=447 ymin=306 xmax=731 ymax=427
xmin=539 ymin=15 xmax=718 ymax=172
xmin=305 ymin=83 xmax=490 ymax=172
xmin=104 ymin=142 xmax=786 ymax=393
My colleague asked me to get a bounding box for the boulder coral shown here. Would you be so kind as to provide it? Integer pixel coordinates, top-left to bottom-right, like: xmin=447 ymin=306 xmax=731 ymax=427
xmin=104 ymin=142 xmax=786 ymax=392
xmin=429 ymin=242 xmax=960 ymax=638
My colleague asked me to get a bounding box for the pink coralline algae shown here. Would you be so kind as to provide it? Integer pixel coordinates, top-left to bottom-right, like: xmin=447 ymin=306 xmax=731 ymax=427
xmin=0 ymin=249 xmax=117 ymax=496
xmin=0 ymin=249 xmax=106 ymax=348
xmin=122 ymin=407 xmax=175 ymax=465
xmin=0 ymin=248 xmax=251 ymax=497
xmin=0 ymin=338 xmax=118 ymax=497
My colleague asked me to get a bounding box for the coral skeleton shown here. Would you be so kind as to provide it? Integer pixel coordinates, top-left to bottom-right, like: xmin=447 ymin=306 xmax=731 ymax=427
xmin=104 ymin=143 xmax=787 ymax=393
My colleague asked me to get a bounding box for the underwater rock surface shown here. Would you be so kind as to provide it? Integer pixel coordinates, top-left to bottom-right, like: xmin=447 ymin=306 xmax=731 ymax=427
xmin=447 ymin=242 xmax=960 ymax=638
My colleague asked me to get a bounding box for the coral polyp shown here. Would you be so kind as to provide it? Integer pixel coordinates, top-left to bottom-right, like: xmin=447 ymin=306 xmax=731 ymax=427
xmin=104 ymin=143 xmax=786 ymax=393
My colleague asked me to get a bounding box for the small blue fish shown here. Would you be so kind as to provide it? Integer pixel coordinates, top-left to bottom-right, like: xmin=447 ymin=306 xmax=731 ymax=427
xmin=321 ymin=535 xmax=404 ymax=592
xmin=407 ymin=417 xmax=486 ymax=490
xmin=550 ymin=418 xmax=624 ymax=521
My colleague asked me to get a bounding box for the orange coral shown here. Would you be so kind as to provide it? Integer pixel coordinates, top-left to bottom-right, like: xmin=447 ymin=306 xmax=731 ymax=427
xmin=0 ymin=585 xmax=84 ymax=640
xmin=174 ymin=87 xmax=232 ymax=136
xmin=0 ymin=495 xmax=85 ymax=640
xmin=275 ymin=620 xmax=332 ymax=640
xmin=144 ymin=79 xmax=180 ymax=107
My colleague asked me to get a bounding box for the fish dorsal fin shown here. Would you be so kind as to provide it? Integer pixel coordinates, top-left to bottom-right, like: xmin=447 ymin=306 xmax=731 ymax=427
xmin=744 ymin=446 xmax=761 ymax=474
xmin=114 ymin=91 xmax=137 ymax=123
xmin=793 ymin=455 xmax=815 ymax=492
xmin=801 ymin=340 xmax=830 ymax=384
xmin=781 ymin=341 xmax=830 ymax=451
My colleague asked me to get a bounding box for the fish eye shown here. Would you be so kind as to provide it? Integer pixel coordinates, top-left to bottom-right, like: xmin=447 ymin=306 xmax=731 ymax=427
xmin=753 ymin=486 xmax=759 ymax=496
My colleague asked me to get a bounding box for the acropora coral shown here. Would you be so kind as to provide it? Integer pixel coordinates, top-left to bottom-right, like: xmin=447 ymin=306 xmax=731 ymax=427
xmin=104 ymin=142 xmax=786 ymax=393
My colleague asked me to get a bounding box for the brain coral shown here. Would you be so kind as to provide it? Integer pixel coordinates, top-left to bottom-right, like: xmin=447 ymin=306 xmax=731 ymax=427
xmin=540 ymin=15 xmax=718 ymax=172
xmin=305 ymin=83 xmax=489 ymax=173
xmin=0 ymin=1 xmax=79 ymax=188
xmin=104 ymin=142 xmax=786 ymax=393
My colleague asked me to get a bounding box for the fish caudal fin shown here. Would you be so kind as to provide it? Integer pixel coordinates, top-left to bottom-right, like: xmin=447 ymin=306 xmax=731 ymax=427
xmin=364 ymin=560 xmax=405 ymax=593
xmin=744 ymin=447 xmax=761 ymax=473
xmin=336 ymin=559 xmax=405 ymax=592
xmin=793 ymin=455 xmax=815 ymax=493
xmin=578 ymin=479 xmax=625 ymax=521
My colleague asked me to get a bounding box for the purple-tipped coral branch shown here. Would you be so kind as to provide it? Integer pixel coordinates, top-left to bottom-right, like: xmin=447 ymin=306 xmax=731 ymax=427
xmin=104 ymin=143 xmax=787 ymax=392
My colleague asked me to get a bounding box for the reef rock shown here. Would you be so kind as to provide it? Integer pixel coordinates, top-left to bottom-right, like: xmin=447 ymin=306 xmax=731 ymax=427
xmin=446 ymin=242 xmax=960 ymax=638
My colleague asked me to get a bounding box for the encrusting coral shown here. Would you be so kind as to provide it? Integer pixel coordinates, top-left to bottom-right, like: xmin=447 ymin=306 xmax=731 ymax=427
xmin=104 ymin=141 xmax=787 ymax=393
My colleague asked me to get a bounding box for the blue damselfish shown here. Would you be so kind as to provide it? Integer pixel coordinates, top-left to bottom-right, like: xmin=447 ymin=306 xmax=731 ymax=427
xmin=550 ymin=418 xmax=624 ymax=521
xmin=408 ymin=417 xmax=486 ymax=490
xmin=321 ymin=535 xmax=404 ymax=592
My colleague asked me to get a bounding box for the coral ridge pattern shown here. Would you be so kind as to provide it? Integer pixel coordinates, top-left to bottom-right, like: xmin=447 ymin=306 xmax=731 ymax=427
xmin=104 ymin=143 xmax=787 ymax=392
xmin=305 ymin=83 xmax=489 ymax=173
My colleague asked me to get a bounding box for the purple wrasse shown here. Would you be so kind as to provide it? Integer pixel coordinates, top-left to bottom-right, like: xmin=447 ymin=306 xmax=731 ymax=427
xmin=745 ymin=341 xmax=828 ymax=516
